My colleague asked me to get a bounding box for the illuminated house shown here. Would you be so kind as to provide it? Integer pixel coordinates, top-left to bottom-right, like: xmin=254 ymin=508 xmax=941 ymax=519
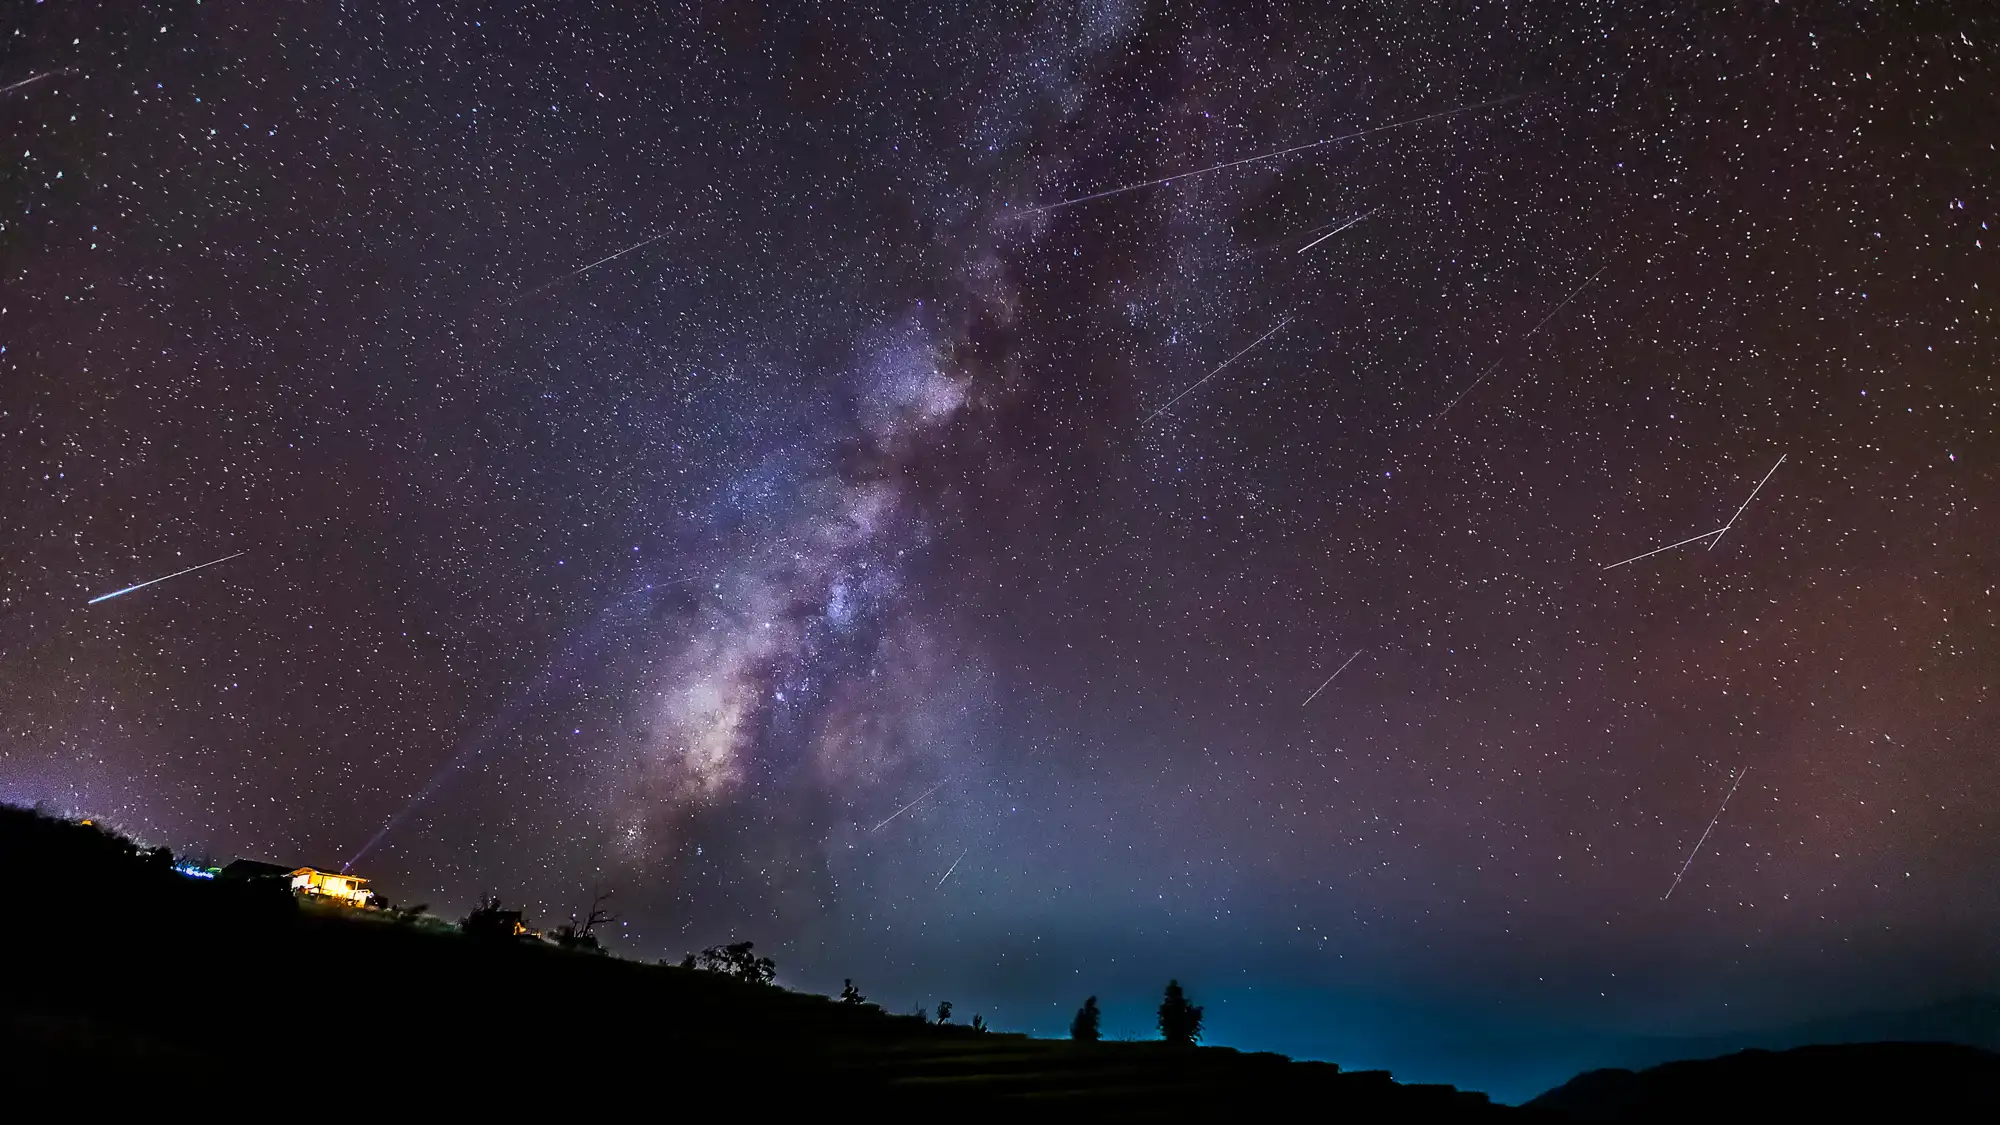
xmin=287 ymin=867 xmax=373 ymax=906
xmin=217 ymin=859 xmax=374 ymax=906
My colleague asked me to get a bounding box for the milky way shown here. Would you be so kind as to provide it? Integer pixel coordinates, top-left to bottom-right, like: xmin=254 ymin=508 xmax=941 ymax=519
xmin=2 ymin=3 xmax=1995 ymax=1102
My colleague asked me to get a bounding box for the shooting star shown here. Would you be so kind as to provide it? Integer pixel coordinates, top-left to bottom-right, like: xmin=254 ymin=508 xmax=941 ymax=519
xmin=1706 ymin=454 xmax=1786 ymax=552
xmin=1297 ymin=209 xmax=1377 ymax=254
xmin=1602 ymin=454 xmax=1787 ymax=570
xmin=1432 ymin=262 xmax=1609 ymax=422
xmin=935 ymin=847 xmax=970 ymax=889
xmin=1013 ymin=93 xmax=1525 ymax=218
xmin=86 ymin=552 xmax=245 ymax=605
xmin=871 ymin=780 xmax=949 ymax=833
xmin=1141 ymin=318 xmax=1293 ymax=426
xmin=1303 ymin=649 xmax=1365 ymax=707
xmin=1 ymin=72 xmax=59 ymax=97
xmin=1602 ymin=527 xmax=1724 ymax=571
xmin=503 ymin=230 xmax=672 ymax=305
xmin=1664 ymin=765 xmax=1749 ymax=900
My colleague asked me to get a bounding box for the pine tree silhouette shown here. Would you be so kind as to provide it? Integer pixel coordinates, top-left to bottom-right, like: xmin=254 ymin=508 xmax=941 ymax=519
xmin=1158 ymin=980 xmax=1203 ymax=1045
xmin=1070 ymin=996 xmax=1102 ymax=1042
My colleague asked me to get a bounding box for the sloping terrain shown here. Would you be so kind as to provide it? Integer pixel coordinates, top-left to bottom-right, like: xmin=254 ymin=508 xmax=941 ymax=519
xmin=0 ymin=806 xmax=1499 ymax=1117
xmin=1525 ymin=1041 xmax=2000 ymax=1121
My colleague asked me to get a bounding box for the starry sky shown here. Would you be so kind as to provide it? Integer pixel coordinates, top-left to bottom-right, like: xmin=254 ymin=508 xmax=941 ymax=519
xmin=3 ymin=0 xmax=1996 ymax=1101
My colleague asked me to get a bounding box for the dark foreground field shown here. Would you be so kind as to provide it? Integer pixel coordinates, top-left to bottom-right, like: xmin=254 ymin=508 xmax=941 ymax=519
xmin=4 ymin=806 xmax=1995 ymax=1118
xmin=0 ymin=807 xmax=1502 ymax=1117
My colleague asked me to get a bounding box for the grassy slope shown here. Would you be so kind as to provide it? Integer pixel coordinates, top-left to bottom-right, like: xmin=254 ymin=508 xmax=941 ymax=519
xmin=0 ymin=806 xmax=1502 ymax=1117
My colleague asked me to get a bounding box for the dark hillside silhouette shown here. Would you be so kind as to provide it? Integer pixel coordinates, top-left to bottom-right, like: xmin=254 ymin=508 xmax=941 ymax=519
xmin=459 ymin=895 xmax=527 ymax=941
xmin=10 ymin=806 xmax=1997 ymax=1117
xmin=0 ymin=806 xmax=1502 ymax=1115
xmin=1526 ymin=1042 xmax=2000 ymax=1120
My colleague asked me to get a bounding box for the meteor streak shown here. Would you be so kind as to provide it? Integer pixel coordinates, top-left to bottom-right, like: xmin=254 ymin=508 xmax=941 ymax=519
xmin=870 ymin=779 xmax=948 ymax=833
xmin=1601 ymin=527 xmax=1724 ymax=571
xmin=1602 ymin=454 xmax=1786 ymax=570
xmin=1433 ymin=262 xmax=1608 ymax=422
xmin=86 ymin=552 xmax=245 ymax=605
xmin=1296 ymin=209 xmax=1377 ymax=254
xmin=1706 ymin=454 xmax=1786 ymax=552
xmin=1013 ymin=94 xmax=1525 ymax=217
xmin=1303 ymin=649 xmax=1364 ymax=707
xmin=935 ymin=847 xmax=969 ymax=889
xmin=0 ymin=72 xmax=58 ymax=96
xmin=1664 ymin=765 xmax=1748 ymax=900
xmin=1141 ymin=318 xmax=1292 ymax=426
xmin=504 ymin=230 xmax=672 ymax=304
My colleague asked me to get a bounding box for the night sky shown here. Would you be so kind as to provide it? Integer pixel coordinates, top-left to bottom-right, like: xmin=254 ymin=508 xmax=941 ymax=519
xmin=4 ymin=1 xmax=1996 ymax=1101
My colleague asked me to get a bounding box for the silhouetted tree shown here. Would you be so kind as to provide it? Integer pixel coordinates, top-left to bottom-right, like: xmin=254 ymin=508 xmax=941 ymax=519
xmin=459 ymin=896 xmax=526 ymax=942
xmin=692 ymin=940 xmax=776 ymax=984
xmin=394 ymin=902 xmax=430 ymax=925
xmin=969 ymin=1014 xmax=987 ymax=1033
xmin=935 ymin=1000 xmax=953 ymax=1025
xmin=1070 ymin=996 xmax=1102 ymax=1042
xmin=1158 ymin=980 xmax=1203 ymax=1045
xmin=840 ymin=979 xmax=866 ymax=1005
xmin=553 ymin=886 xmax=614 ymax=951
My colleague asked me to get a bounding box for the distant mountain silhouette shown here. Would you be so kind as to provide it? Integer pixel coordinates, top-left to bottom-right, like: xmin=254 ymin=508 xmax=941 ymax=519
xmin=1577 ymin=994 xmax=2000 ymax=1078
xmin=1525 ymin=1042 xmax=2000 ymax=1120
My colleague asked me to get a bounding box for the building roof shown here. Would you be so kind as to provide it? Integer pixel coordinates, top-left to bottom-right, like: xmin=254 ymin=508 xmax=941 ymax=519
xmin=218 ymin=859 xmax=294 ymax=881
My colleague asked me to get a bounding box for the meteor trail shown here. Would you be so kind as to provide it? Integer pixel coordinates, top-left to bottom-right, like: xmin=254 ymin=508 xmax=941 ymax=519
xmin=86 ymin=552 xmax=245 ymax=605
xmin=1303 ymin=649 xmax=1364 ymax=707
xmin=1297 ymin=209 xmax=1377 ymax=254
xmin=2 ymin=72 xmax=58 ymax=96
xmin=504 ymin=230 xmax=672 ymax=304
xmin=1013 ymin=94 xmax=1525 ymax=218
xmin=1602 ymin=527 xmax=1724 ymax=571
xmin=1664 ymin=765 xmax=1748 ymax=900
xmin=1602 ymin=454 xmax=1787 ymax=570
xmin=1141 ymin=318 xmax=1292 ymax=426
xmin=1706 ymin=454 xmax=1786 ymax=552
xmin=1433 ymin=262 xmax=1609 ymax=422
xmin=935 ymin=847 xmax=969 ymax=889
xmin=871 ymin=780 xmax=948 ymax=833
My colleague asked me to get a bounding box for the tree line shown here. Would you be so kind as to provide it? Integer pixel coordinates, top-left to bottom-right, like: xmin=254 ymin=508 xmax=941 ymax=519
xmin=460 ymin=895 xmax=1206 ymax=1046
xmin=1068 ymin=981 xmax=1205 ymax=1046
